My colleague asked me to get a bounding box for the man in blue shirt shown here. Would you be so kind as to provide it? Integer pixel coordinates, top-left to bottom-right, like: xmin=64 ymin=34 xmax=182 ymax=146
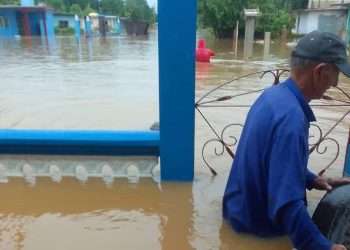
xmin=223 ymin=31 xmax=350 ymax=250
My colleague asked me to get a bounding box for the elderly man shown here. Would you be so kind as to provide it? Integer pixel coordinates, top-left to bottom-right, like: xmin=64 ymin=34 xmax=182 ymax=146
xmin=223 ymin=31 xmax=350 ymax=250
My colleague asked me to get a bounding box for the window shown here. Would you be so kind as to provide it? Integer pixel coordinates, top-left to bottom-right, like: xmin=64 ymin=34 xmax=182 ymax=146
xmin=0 ymin=16 xmax=8 ymax=28
xmin=59 ymin=20 xmax=68 ymax=28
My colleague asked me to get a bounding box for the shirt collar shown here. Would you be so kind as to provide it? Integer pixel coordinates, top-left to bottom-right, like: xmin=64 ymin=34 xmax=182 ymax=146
xmin=284 ymin=78 xmax=316 ymax=122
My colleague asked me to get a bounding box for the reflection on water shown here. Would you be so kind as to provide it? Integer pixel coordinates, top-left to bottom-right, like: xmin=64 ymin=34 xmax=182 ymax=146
xmin=0 ymin=178 xmax=291 ymax=250
xmin=0 ymin=33 xmax=349 ymax=249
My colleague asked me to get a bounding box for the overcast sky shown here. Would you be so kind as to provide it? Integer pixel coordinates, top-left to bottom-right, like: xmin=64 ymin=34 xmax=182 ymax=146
xmin=147 ymin=0 xmax=157 ymax=8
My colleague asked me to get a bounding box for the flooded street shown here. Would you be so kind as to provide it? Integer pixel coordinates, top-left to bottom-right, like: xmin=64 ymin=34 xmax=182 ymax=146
xmin=0 ymin=35 xmax=159 ymax=130
xmin=0 ymin=31 xmax=349 ymax=249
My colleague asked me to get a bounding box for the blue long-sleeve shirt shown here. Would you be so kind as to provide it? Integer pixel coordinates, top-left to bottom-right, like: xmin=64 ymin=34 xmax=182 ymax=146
xmin=223 ymin=78 xmax=332 ymax=250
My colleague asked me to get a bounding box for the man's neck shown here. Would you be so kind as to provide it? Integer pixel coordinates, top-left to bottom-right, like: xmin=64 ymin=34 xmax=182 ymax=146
xmin=290 ymin=75 xmax=312 ymax=103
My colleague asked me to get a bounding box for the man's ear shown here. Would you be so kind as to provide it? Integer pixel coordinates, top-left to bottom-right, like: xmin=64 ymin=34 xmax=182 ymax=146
xmin=312 ymin=63 xmax=327 ymax=80
xmin=314 ymin=63 xmax=328 ymax=72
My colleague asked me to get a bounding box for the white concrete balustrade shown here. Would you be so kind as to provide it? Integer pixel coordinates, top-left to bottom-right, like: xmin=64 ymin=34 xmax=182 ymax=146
xmin=0 ymin=155 xmax=159 ymax=185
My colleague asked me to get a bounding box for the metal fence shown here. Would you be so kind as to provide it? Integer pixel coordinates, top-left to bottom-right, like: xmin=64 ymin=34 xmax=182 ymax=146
xmin=196 ymin=69 xmax=350 ymax=177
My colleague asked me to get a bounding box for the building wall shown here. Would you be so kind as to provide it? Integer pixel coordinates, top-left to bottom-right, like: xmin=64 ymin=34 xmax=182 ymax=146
xmin=89 ymin=16 xmax=99 ymax=32
xmin=309 ymin=0 xmax=350 ymax=8
xmin=295 ymin=9 xmax=347 ymax=39
xmin=106 ymin=17 xmax=116 ymax=31
xmin=80 ymin=17 xmax=85 ymax=31
xmin=45 ymin=11 xmax=55 ymax=37
xmin=297 ymin=12 xmax=319 ymax=34
xmin=0 ymin=9 xmax=18 ymax=37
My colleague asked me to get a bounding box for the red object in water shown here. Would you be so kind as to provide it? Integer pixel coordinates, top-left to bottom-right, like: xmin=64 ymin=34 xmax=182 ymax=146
xmin=196 ymin=39 xmax=215 ymax=63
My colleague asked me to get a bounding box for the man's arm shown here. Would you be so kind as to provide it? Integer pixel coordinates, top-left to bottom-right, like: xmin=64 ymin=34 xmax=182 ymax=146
xmin=279 ymin=200 xmax=332 ymax=250
xmin=309 ymin=175 xmax=350 ymax=191
xmin=267 ymin=121 xmax=339 ymax=250
xmin=306 ymin=170 xmax=317 ymax=190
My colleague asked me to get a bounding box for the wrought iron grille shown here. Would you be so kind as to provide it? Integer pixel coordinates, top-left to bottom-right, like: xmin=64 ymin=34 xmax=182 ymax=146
xmin=196 ymin=69 xmax=350 ymax=176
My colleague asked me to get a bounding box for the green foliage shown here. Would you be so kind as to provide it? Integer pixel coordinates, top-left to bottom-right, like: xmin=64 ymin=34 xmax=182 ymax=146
xmin=40 ymin=0 xmax=66 ymax=11
xmin=124 ymin=0 xmax=154 ymax=23
xmin=248 ymin=0 xmax=294 ymax=36
xmin=70 ymin=3 xmax=82 ymax=16
xmin=198 ymin=0 xmax=308 ymax=38
xmin=67 ymin=0 xmax=89 ymax=10
xmin=276 ymin=0 xmax=308 ymax=10
xmin=54 ymin=26 xmax=74 ymax=35
xmin=198 ymin=0 xmax=245 ymax=38
xmin=0 ymin=0 xmax=19 ymax=4
xmin=150 ymin=6 xmax=156 ymax=23
xmin=0 ymin=0 xmax=155 ymax=24
xmin=100 ymin=0 xmax=124 ymax=16
xmin=82 ymin=4 xmax=95 ymax=16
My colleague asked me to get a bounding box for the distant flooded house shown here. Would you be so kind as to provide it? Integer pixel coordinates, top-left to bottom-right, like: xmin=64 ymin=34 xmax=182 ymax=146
xmin=53 ymin=13 xmax=75 ymax=30
xmin=88 ymin=13 xmax=121 ymax=34
xmin=120 ymin=17 xmax=149 ymax=36
xmin=0 ymin=0 xmax=54 ymax=37
xmin=86 ymin=13 xmax=98 ymax=32
xmin=105 ymin=15 xmax=119 ymax=32
xmin=308 ymin=0 xmax=350 ymax=8
xmin=293 ymin=0 xmax=350 ymax=40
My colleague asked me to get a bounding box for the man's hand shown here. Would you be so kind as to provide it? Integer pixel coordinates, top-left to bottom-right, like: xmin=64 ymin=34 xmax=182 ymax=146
xmin=332 ymin=244 xmax=347 ymax=250
xmin=312 ymin=176 xmax=350 ymax=191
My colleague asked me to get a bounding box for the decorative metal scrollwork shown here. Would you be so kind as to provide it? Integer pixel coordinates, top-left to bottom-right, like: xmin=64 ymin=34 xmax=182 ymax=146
xmin=309 ymin=124 xmax=341 ymax=176
xmin=197 ymin=68 xmax=350 ymax=176
xmin=201 ymin=123 xmax=243 ymax=176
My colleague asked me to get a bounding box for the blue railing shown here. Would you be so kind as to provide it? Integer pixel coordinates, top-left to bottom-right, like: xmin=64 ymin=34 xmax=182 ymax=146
xmin=0 ymin=130 xmax=160 ymax=156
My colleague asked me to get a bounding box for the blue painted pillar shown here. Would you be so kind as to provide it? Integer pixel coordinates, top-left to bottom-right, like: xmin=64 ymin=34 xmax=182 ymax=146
xmin=346 ymin=9 xmax=350 ymax=45
xmin=343 ymin=129 xmax=350 ymax=177
xmin=74 ymin=15 xmax=81 ymax=40
xmin=85 ymin=16 xmax=92 ymax=38
xmin=39 ymin=15 xmax=45 ymax=38
xmin=115 ymin=17 xmax=121 ymax=34
xmin=44 ymin=11 xmax=55 ymax=37
xmin=158 ymin=0 xmax=196 ymax=181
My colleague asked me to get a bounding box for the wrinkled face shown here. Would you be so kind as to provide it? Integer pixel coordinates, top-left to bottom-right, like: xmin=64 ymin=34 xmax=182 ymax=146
xmin=311 ymin=63 xmax=339 ymax=99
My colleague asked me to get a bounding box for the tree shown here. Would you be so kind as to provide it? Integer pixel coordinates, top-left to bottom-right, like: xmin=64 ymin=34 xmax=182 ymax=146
xmin=247 ymin=0 xmax=295 ymax=36
xmin=124 ymin=0 xmax=154 ymax=23
xmin=276 ymin=0 xmax=308 ymax=10
xmin=74 ymin=0 xmax=89 ymax=10
xmin=100 ymin=0 xmax=124 ymax=15
xmin=41 ymin=0 xmax=66 ymax=11
xmin=198 ymin=0 xmax=246 ymax=38
xmin=150 ymin=6 xmax=156 ymax=23
xmin=70 ymin=3 xmax=82 ymax=16
xmin=0 ymin=0 xmax=19 ymax=5
xmin=83 ymin=4 xmax=96 ymax=16
xmin=198 ymin=0 xmax=304 ymax=38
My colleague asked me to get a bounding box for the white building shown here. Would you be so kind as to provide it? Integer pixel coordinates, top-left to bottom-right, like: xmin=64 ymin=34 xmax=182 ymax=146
xmin=293 ymin=0 xmax=349 ymax=40
xmin=88 ymin=13 xmax=119 ymax=33
xmin=308 ymin=0 xmax=350 ymax=8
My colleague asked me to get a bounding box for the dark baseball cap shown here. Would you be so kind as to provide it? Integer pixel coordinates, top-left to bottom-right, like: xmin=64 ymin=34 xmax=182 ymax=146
xmin=291 ymin=30 xmax=350 ymax=77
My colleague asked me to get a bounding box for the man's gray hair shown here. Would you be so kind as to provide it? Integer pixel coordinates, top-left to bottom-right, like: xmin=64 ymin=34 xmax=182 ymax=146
xmin=290 ymin=56 xmax=321 ymax=69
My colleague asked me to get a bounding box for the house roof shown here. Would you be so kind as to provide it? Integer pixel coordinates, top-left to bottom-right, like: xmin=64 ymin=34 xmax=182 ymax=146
xmin=244 ymin=8 xmax=260 ymax=17
xmin=53 ymin=12 xmax=75 ymax=17
xmin=332 ymin=3 xmax=350 ymax=7
xmin=0 ymin=5 xmax=53 ymax=11
xmin=296 ymin=7 xmax=347 ymax=13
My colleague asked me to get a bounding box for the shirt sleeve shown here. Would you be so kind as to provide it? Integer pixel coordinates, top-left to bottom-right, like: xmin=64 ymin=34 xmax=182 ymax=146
xmin=267 ymin=116 xmax=332 ymax=250
xmin=278 ymin=200 xmax=332 ymax=250
xmin=306 ymin=170 xmax=317 ymax=190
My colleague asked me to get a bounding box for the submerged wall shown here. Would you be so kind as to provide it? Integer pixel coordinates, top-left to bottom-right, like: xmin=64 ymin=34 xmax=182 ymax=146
xmin=0 ymin=9 xmax=18 ymax=37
